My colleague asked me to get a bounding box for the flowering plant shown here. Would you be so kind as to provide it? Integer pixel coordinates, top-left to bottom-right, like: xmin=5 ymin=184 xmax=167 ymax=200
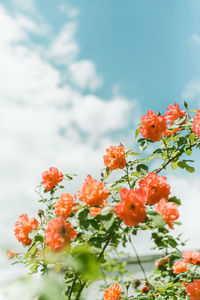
xmin=9 ymin=102 xmax=200 ymax=299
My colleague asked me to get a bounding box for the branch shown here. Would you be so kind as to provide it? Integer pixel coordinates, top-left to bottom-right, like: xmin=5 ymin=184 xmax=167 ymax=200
xmin=128 ymin=236 xmax=148 ymax=282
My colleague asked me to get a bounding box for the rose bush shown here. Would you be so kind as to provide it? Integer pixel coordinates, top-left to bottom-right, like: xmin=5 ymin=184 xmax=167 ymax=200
xmin=8 ymin=102 xmax=200 ymax=299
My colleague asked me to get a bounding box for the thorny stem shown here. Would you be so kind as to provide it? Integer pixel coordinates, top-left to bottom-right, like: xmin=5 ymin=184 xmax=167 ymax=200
xmin=128 ymin=236 xmax=148 ymax=282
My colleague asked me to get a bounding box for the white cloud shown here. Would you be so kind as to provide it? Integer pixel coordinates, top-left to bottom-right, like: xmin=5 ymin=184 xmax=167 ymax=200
xmin=47 ymin=22 xmax=79 ymax=64
xmin=12 ymin=0 xmax=37 ymax=12
xmin=190 ymin=33 xmax=200 ymax=45
xmin=0 ymin=3 xmax=139 ymax=255
xmin=69 ymin=60 xmax=103 ymax=90
xmin=182 ymin=78 xmax=200 ymax=101
xmin=59 ymin=3 xmax=79 ymax=19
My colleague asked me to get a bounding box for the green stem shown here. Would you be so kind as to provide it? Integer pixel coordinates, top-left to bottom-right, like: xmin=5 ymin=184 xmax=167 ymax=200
xmin=128 ymin=236 xmax=148 ymax=282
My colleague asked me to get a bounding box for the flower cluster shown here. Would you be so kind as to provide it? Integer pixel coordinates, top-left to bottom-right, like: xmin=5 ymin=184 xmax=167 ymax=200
xmin=172 ymin=250 xmax=200 ymax=274
xmin=9 ymin=102 xmax=200 ymax=300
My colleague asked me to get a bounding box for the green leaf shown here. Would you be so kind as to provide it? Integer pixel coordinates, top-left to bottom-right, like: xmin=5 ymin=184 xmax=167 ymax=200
xmin=104 ymin=168 xmax=111 ymax=179
xmin=169 ymin=196 xmax=181 ymax=206
xmin=186 ymin=148 xmax=192 ymax=156
xmin=71 ymin=245 xmax=99 ymax=280
xmin=135 ymin=128 xmax=140 ymax=138
xmin=136 ymin=164 xmax=148 ymax=176
xmin=170 ymin=160 xmax=178 ymax=170
xmin=148 ymin=211 xmax=166 ymax=229
xmin=186 ymin=165 xmax=195 ymax=173
xmin=177 ymin=160 xmax=186 ymax=169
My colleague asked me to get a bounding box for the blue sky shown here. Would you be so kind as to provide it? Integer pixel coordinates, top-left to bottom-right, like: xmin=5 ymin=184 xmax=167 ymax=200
xmin=4 ymin=0 xmax=200 ymax=111
xmin=0 ymin=0 xmax=200 ymax=259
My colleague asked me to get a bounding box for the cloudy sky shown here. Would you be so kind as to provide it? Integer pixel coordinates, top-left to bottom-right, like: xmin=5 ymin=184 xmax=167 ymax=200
xmin=1 ymin=0 xmax=200 ymax=269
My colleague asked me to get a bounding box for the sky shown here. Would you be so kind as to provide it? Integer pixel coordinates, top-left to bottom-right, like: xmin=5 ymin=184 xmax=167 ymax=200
xmin=0 ymin=0 xmax=200 ymax=291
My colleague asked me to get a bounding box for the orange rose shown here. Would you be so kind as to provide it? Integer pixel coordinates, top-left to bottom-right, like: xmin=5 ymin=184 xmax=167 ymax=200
xmin=90 ymin=200 xmax=108 ymax=217
xmin=14 ymin=214 xmax=38 ymax=246
xmin=103 ymin=145 xmax=126 ymax=171
xmin=103 ymin=283 xmax=123 ymax=300
xmin=172 ymin=260 xmax=187 ymax=274
xmin=78 ymin=175 xmax=109 ymax=206
xmin=54 ymin=193 xmax=78 ymax=219
xmin=155 ymin=256 xmax=170 ymax=267
xmin=156 ymin=198 xmax=179 ymax=229
xmin=7 ymin=250 xmax=17 ymax=260
xmin=192 ymin=110 xmax=200 ymax=138
xmin=138 ymin=172 xmax=170 ymax=205
xmin=164 ymin=102 xmax=187 ymax=136
xmin=42 ymin=167 xmax=63 ymax=191
xmin=45 ymin=216 xmax=76 ymax=251
xmin=114 ymin=188 xmax=146 ymax=227
xmin=139 ymin=110 xmax=167 ymax=142
xmin=186 ymin=279 xmax=200 ymax=300
xmin=182 ymin=250 xmax=200 ymax=265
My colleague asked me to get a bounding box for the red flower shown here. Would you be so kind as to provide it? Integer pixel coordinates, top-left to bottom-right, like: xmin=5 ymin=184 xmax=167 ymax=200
xmin=114 ymin=188 xmax=146 ymax=227
xmin=42 ymin=167 xmax=63 ymax=191
xmin=182 ymin=250 xmax=200 ymax=265
xmin=155 ymin=256 xmax=170 ymax=267
xmin=155 ymin=198 xmax=179 ymax=229
xmin=45 ymin=216 xmax=76 ymax=251
xmin=103 ymin=145 xmax=126 ymax=171
xmin=78 ymin=175 xmax=109 ymax=206
xmin=172 ymin=260 xmax=187 ymax=274
xmin=138 ymin=172 xmax=170 ymax=205
xmin=192 ymin=110 xmax=200 ymax=138
xmin=186 ymin=279 xmax=200 ymax=300
xmin=164 ymin=102 xmax=187 ymax=136
xmin=139 ymin=110 xmax=167 ymax=142
xmin=14 ymin=214 xmax=38 ymax=246
xmin=54 ymin=193 xmax=78 ymax=219
xmin=142 ymin=286 xmax=149 ymax=294
xmin=103 ymin=283 xmax=123 ymax=300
